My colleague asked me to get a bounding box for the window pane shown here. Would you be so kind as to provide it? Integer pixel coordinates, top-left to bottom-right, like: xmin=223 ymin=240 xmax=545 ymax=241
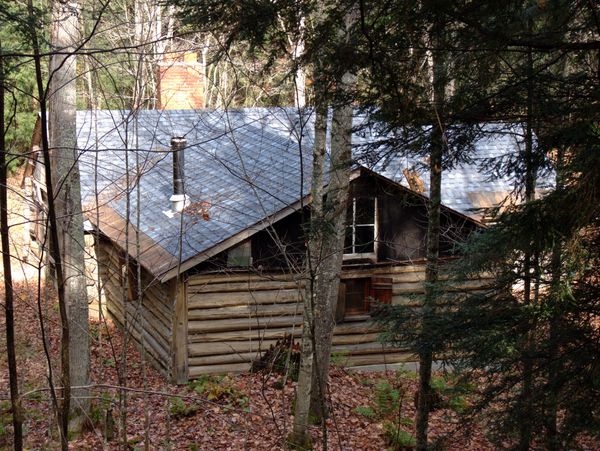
xmin=355 ymin=198 xmax=375 ymax=224
xmin=355 ymin=225 xmax=375 ymax=253
xmin=228 ymin=241 xmax=252 ymax=267
xmin=345 ymin=279 xmax=366 ymax=314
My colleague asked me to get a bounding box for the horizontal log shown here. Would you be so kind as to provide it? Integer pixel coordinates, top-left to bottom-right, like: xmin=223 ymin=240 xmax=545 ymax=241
xmin=188 ymin=352 xmax=261 ymax=366
xmin=334 ymin=321 xmax=381 ymax=334
xmin=188 ymin=280 xmax=303 ymax=294
xmin=391 ymin=271 xmax=426 ymax=283
xmin=187 ymin=319 xmax=381 ymax=345
xmin=341 ymin=265 xmax=424 ymax=280
xmin=392 ymin=295 xmax=420 ymax=307
xmin=107 ymin=288 xmax=171 ymax=355
xmin=116 ymin=305 xmax=170 ymax=357
xmin=188 ymin=315 xmax=303 ymax=334
xmin=188 ymin=363 xmax=251 ymax=377
xmin=446 ymin=280 xmax=494 ymax=291
xmin=342 ymin=352 xmax=416 ymax=367
xmin=189 ymin=339 xmax=280 ymax=357
xmin=143 ymin=288 xmax=173 ymax=319
xmin=108 ymin=309 xmax=170 ymax=371
xmin=141 ymin=295 xmax=172 ymax=330
xmin=188 ymin=265 xmax=433 ymax=286
xmin=391 ymin=279 xmax=491 ymax=295
xmin=343 ymin=268 xmax=494 ymax=285
xmin=188 ymin=264 xmax=488 ymax=285
xmin=188 ymin=326 xmax=302 ymax=343
xmin=123 ymin=300 xmax=171 ymax=349
xmin=331 ymin=342 xmax=403 ymax=355
xmin=392 ymin=282 xmax=425 ymax=295
xmin=103 ymin=282 xmax=125 ymax=306
xmin=189 ymin=272 xmax=297 ymax=285
xmin=187 ymin=349 xmax=413 ymax=377
xmin=188 ymin=303 xmax=302 ymax=321
xmin=188 ymin=315 xmax=381 ymax=342
xmin=188 ymin=289 xmax=301 ymax=309
xmin=188 ymin=328 xmax=381 ymax=351
xmin=189 ymin=342 xmax=403 ymax=363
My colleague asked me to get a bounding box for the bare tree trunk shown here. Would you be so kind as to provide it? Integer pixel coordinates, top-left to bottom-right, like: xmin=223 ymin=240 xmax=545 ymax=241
xmin=518 ymin=29 xmax=536 ymax=450
xmin=290 ymin=101 xmax=328 ymax=448
xmin=309 ymin=73 xmax=355 ymax=423
xmin=48 ymin=0 xmax=90 ymax=432
xmin=545 ymin=203 xmax=562 ymax=451
xmin=416 ymin=21 xmax=446 ymax=450
xmin=0 ymin=45 xmax=24 ymax=451
xmin=28 ymin=0 xmax=71 ymax=446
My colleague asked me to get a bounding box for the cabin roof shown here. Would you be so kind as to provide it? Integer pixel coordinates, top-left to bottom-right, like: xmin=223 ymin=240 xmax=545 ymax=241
xmin=40 ymin=108 xmax=551 ymax=281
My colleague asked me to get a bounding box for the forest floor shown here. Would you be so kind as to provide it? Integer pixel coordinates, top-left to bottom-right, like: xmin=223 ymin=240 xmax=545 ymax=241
xmin=0 ymin=282 xmax=492 ymax=450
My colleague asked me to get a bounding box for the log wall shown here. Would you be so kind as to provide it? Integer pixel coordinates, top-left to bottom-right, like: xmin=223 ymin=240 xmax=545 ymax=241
xmin=98 ymin=240 xmax=174 ymax=378
xmin=185 ymin=265 xmax=492 ymax=377
xmin=99 ymin=241 xmax=493 ymax=380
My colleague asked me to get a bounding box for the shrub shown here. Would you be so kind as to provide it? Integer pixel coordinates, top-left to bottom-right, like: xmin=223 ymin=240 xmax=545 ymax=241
xmin=169 ymin=396 xmax=199 ymax=418
xmin=383 ymin=421 xmax=416 ymax=449
xmin=188 ymin=375 xmax=248 ymax=408
xmin=375 ymin=380 xmax=402 ymax=416
xmin=353 ymin=405 xmax=377 ymax=419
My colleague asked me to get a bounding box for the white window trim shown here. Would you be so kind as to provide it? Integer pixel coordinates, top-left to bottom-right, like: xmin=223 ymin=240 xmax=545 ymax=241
xmin=343 ymin=197 xmax=378 ymax=261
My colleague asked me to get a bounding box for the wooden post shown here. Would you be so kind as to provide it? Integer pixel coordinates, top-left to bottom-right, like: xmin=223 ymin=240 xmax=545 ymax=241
xmin=171 ymin=278 xmax=189 ymax=383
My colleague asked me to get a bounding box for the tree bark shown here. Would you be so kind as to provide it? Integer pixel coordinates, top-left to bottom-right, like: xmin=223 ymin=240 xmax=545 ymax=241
xmin=290 ymin=101 xmax=328 ymax=448
xmin=29 ymin=0 xmax=71 ymax=445
xmin=48 ymin=0 xmax=90 ymax=431
xmin=416 ymin=20 xmax=446 ymax=450
xmin=0 ymin=44 xmax=24 ymax=451
xmin=292 ymin=16 xmax=306 ymax=109
xmin=309 ymin=73 xmax=354 ymax=422
xmin=518 ymin=28 xmax=536 ymax=450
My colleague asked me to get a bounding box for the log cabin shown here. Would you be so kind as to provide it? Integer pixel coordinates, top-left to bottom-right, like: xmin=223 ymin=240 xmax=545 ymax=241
xmin=22 ymin=106 xmax=557 ymax=383
xmin=22 ymin=58 xmax=554 ymax=382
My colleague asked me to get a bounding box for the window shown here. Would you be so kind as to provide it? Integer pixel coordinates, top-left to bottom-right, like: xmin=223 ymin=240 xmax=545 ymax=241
xmin=227 ymin=240 xmax=252 ymax=267
xmin=336 ymin=277 xmax=392 ymax=320
xmin=344 ymin=197 xmax=377 ymax=258
xmin=119 ymin=255 xmax=139 ymax=302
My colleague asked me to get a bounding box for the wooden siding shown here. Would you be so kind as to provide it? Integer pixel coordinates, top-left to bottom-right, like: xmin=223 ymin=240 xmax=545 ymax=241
xmin=98 ymin=240 xmax=174 ymax=378
xmin=99 ymin=236 xmax=493 ymax=380
xmin=186 ymin=265 xmax=492 ymax=377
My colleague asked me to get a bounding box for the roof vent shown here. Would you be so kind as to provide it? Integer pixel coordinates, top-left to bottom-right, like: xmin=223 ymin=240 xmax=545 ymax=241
xmin=170 ymin=137 xmax=188 ymax=212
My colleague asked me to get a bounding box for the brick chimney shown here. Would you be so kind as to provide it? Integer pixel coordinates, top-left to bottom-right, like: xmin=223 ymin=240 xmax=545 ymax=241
xmin=157 ymin=53 xmax=205 ymax=110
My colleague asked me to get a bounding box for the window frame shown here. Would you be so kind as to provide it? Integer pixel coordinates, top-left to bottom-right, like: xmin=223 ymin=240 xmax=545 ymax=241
xmin=336 ymin=276 xmax=393 ymax=321
xmin=227 ymin=239 xmax=253 ymax=267
xmin=119 ymin=254 xmax=139 ymax=303
xmin=343 ymin=196 xmax=378 ymax=260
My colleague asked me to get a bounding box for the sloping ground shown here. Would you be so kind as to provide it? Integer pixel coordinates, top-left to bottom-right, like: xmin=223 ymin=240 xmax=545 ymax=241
xmin=0 ymin=278 xmax=494 ymax=450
